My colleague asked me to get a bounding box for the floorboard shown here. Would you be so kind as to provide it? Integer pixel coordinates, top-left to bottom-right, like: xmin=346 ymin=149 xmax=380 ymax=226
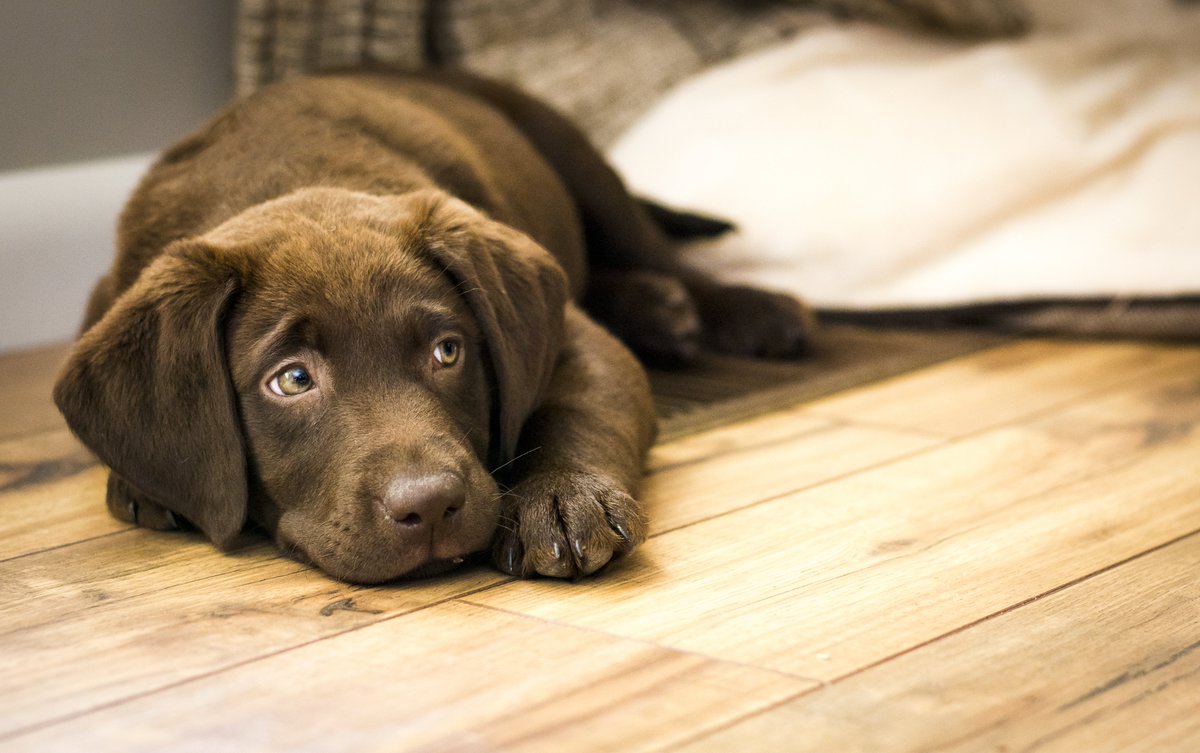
xmin=678 ymin=533 xmax=1200 ymax=753
xmin=0 ymin=534 xmax=506 ymax=737
xmin=1 ymin=334 xmax=1197 ymax=752
xmin=8 ymin=601 xmax=810 ymax=753
xmin=0 ymin=344 xmax=69 ymax=442
xmin=807 ymin=339 xmax=1193 ymax=436
xmin=466 ymin=350 xmax=1200 ymax=681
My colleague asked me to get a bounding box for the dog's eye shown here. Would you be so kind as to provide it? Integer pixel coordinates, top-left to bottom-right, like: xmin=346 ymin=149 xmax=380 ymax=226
xmin=433 ymin=338 xmax=461 ymax=368
xmin=268 ymin=365 xmax=315 ymax=396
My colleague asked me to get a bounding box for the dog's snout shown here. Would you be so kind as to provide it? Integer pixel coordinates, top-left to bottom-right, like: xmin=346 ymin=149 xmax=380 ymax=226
xmin=380 ymin=471 xmax=465 ymax=529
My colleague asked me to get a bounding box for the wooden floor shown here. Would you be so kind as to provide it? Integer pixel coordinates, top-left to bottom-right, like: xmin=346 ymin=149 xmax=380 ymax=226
xmin=2 ymin=336 xmax=1198 ymax=752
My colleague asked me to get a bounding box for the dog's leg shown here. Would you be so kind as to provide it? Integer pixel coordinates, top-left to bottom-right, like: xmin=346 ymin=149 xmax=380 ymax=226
xmin=492 ymin=305 xmax=656 ymax=579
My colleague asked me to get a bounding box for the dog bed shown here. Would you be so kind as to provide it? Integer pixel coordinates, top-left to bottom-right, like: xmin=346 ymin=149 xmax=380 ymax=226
xmin=609 ymin=0 xmax=1200 ymax=338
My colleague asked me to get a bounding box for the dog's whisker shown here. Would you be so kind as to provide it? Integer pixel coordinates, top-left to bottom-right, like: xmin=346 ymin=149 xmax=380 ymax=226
xmin=498 ymin=489 xmax=529 ymax=506
xmin=490 ymin=446 xmax=543 ymax=475
xmin=453 ymin=282 xmax=484 ymax=297
xmin=456 ymin=426 xmax=475 ymax=448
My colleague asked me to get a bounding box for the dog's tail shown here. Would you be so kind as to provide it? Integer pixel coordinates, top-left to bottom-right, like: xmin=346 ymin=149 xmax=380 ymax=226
xmin=638 ymin=198 xmax=735 ymax=240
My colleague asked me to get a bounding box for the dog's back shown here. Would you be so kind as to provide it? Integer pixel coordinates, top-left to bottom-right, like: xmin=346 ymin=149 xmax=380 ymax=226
xmin=88 ymin=73 xmax=586 ymax=328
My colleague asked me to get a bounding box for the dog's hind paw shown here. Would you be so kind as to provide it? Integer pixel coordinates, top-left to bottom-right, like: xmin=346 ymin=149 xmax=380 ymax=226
xmin=491 ymin=471 xmax=647 ymax=579
xmin=585 ymin=271 xmax=702 ymax=366
xmin=695 ymin=284 xmax=814 ymax=359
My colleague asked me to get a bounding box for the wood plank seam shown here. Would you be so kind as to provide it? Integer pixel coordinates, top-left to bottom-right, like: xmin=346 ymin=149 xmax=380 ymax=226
xmin=0 ymin=553 xmax=316 ymax=640
xmin=669 ymin=526 xmax=1200 ymax=752
xmin=0 ymin=527 xmax=128 ymax=566
xmin=646 ymin=420 xmax=847 ymax=476
xmin=5 ymin=340 xmax=1171 ymax=563
xmin=459 ymin=598 xmax=825 ymax=685
xmin=0 ymin=426 xmax=90 ymax=452
xmin=640 ymin=348 xmax=1199 ymax=541
xmin=805 ymin=341 xmax=1193 ymax=437
xmin=640 ymin=438 xmax=943 ymax=538
xmin=823 ymin=525 xmax=1200 ymax=686
xmin=970 ymin=353 xmax=1199 ymax=430
xmin=0 ymin=577 xmax=513 ymax=743
xmin=807 ymin=415 xmax=950 ymax=440
xmin=5 ymin=340 xmax=1192 ymax=745
xmin=651 ymin=684 xmax=824 ymax=753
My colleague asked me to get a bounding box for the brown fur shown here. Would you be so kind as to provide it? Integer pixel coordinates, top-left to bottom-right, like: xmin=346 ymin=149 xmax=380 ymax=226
xmin=54 ymin=71 xmax=810 ymax=582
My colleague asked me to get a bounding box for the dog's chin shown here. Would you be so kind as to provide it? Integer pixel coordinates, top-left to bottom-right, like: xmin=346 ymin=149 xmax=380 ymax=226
xmin=277 ymin=522 xmax=496 ymax=584
xmin=298 ymin=547 xmax=459 ymax=584
xmin=295 ymin=541 xmax=484 ymax=584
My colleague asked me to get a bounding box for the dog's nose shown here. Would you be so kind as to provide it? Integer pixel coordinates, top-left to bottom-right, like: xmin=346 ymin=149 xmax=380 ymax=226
xmin=380 ymin=472 xmax=465 ymax=529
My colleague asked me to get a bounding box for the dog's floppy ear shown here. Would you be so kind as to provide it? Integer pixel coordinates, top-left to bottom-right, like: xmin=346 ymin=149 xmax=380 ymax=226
xmin=422 ymin=199 xmax=569 ymax=463
xmin=54 ymin=241 xmax=248 ymax=547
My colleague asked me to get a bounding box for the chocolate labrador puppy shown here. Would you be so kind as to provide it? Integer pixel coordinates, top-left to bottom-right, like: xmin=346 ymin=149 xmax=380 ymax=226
xmin=54 ymin=71 xmax=809 ymax=583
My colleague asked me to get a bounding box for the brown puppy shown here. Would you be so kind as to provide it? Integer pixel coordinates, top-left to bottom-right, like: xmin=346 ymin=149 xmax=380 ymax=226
xmin=54 ymin=72 xmax=809 ymax=583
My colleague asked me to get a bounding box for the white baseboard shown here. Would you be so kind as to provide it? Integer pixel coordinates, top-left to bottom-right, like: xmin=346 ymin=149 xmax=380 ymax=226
xmin=0 ymin=153 xmax=153 ymax=353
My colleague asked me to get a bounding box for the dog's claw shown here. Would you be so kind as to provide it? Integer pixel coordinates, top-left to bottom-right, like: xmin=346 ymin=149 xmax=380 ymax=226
xmin=570 ymin=537 xmax=610 ymax=577
xmin=497 ymin=536 xmax=524 ymax=576
xmin=611 ymin=520 xmax=632 ymax=543
xmin=534 ymin=540 xmax=577 ymax=578
xmin=127 ymin=500 xmax=139 ymax=525
xmin=573 ymin=537 xmax=614 ymax=576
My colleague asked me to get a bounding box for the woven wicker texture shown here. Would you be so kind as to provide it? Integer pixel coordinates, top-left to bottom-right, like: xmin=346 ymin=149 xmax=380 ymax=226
xmin=234 ymin=0 xmax=1028 ymax=145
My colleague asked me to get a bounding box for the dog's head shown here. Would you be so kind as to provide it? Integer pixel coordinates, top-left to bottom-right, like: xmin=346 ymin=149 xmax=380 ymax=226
xmin=54 ymin=188 xmax=568 ymax=582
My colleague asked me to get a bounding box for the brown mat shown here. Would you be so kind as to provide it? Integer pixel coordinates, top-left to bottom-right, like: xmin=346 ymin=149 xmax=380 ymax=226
xmin=651 ymin=324 xmax=1009 ymax=440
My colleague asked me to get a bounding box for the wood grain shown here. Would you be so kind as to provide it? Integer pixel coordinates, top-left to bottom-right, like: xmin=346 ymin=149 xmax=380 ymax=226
xmin=0 ymin=429 xmax=118 ymax=561
xmin=0 ymin=531 xmax=507 ymax=737
xmin=467 ymin=353 xmax=1200 ymax=679
xmin=679 ymin=534 xmax=1200 ymax=753
xmin=806 ymin=339 xmax=1194 ymax=436
xmin=0 ymin=342 xmax=69 ymax=441
xmin=644 ymin=411 xmax=936 ymax=534
xmin=2 ymin=337 xmax=1197 ymax=752
xmin=4 ymin=601 xmax=810 ymax=753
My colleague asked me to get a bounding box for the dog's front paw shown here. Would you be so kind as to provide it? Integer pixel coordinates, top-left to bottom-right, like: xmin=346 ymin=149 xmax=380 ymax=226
xmin=106 ymin=472 xmax=184 ymax=530
xmin=492 ymin=471 xmax=647 ymax=579
xmin=698 ymin=285 xmax=814 ymax=359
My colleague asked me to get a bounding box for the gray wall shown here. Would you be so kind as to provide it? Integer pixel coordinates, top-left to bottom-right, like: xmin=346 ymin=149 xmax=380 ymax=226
xmin=0 ymin=0 xmax=236 ymax=170
xmin=1 ymin=0 xmax=236 ymax=353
